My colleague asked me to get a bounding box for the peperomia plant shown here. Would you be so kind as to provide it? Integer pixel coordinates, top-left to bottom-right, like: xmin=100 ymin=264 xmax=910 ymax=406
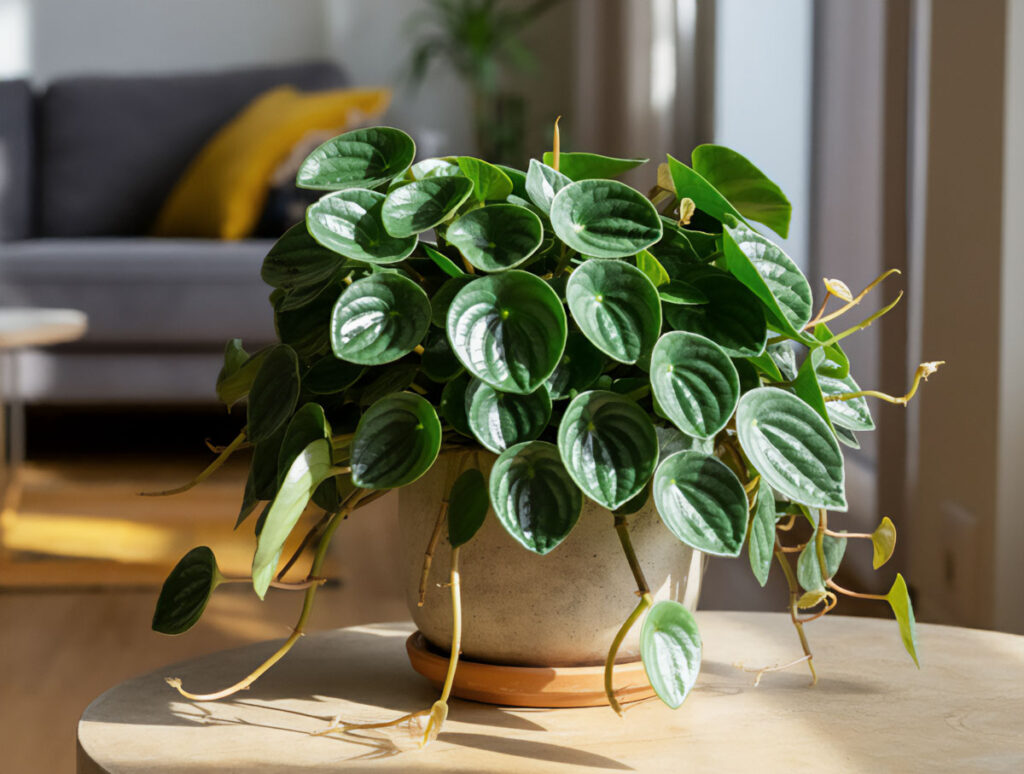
xmin=151 ymin=122 xmax=941 ymax=743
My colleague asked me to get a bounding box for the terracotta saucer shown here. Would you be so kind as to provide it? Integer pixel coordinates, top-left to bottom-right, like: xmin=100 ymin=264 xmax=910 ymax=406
xmin=405 ymin=632 xmax=655 ymax=708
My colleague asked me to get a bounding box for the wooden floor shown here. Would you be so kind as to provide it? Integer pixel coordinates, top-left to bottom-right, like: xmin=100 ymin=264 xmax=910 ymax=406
xmin=0 ymin=455 xmax=408 ymax=774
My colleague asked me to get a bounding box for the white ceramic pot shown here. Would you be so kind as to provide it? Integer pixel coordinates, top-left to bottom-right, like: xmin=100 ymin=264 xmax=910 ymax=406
xmin=399 ymin=451 xmax=704 ymax=667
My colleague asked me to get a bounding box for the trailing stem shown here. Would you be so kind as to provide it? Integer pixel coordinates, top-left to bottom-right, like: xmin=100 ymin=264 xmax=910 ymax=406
xmin=773 ymin=536 xmax=818 ymax=686
xmin=140 ymin=430 xmax=246 ymax=497
xmin=825 ymin=361 xmax=944 ymax=406
xmin=418 ymin=500 xmax=450 ymax=606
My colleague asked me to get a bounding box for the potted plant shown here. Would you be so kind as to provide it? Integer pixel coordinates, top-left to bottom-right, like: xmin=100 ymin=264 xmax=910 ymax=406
xmin=150 ymin=123 xmax=940 ymax=746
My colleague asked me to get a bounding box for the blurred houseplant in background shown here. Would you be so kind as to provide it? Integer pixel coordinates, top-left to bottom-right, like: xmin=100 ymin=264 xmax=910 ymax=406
xmin=406 ymin=0 xmax=562 ymax=165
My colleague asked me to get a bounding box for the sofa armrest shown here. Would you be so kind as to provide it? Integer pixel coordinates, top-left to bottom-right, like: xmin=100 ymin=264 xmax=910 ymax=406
xmin=0 ymin=80 xmax=34 ymax=242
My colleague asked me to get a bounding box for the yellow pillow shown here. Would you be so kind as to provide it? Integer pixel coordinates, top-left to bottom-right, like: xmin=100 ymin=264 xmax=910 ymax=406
xmin=153 ymin=86 xmax=390 ymax=239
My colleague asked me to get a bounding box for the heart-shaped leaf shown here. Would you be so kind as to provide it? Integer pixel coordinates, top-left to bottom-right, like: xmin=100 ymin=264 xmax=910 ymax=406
xmin=489 ymin=441 xmax=583 ymax=554
xmin=653 ymin=450 xmax=749 ymax=557
xmin=886 ymin=573 xmax=919 ymax=666
xmin=659 ymin=280 xmax=708 ymax=306
xmin=302 ymin=356 xmax=364 ymax=395
xmin=247 ymin=345 xmax=300 ymax=443
xmin=447 ymin=271 xmax=567 ymax=395
xmin=545 ymin=330 xmax=605 ymax=400
xmin=550 ymin=179 xmax=662 ymax=258
xmin=410 ymin=157 xmax=460 ymax=180
xmin=297 ymin=126 xmax=415 ymax=191
xmin=381 ymin=176 xmax=475 ymax=238
xmin=872 ymin=516 xmax=897 ymax=569
xmin=448 ymin=468 xmax=489 ymax=548
xmin=722 ymin=221 xmax=811 ymax=336
xmin=330 ymin=273 xmax=431 ymax=365
xmin=650 ymin=331 xmax=740 ymax=440
xmin=557 ymin=390 xmax=659 ymax=510
xmin=566 ymin=260 xmax=661 ymax=364
xmin=350 ymin=392 xmax=442 ymax=489
xmin=152 ymin=546 xmax=223 ymax=634
xmin=640 ymin=599 xmax=702 ymax=709
xmin=457 ymin=156 xmax=513 ymax=202
xmin=797 ymin=533 xmax=847 ymax=592
xmin=665 ymin=272 xmax=767 ymax=357
xmin=446 ymin=204 xmax=543 ymax=272
xmin=748 ymin=485 xmax=775 ymax=587
xmin=526 ymin=159 xmax=571 ymax=214
xmin=306 ymin=189 xmax=417 ymax=264
xmin=735 ymin=388 xmax=847 ymax=510
xmin=261 ymin=222 xmax=345 ymax=290
xmin=466 ymin=379 xmax=551 ymax=453
xmin=542 ymin=151 xmax=647 ymax=181
xmin=252 ymin=438 xmax=336 ymax=598
xmin=691 ymin=144 xmax=792 ymax=237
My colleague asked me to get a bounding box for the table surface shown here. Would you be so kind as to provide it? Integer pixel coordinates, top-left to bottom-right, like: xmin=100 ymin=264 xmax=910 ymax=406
xmin=76 ymin=612 xmax=1024 ymax=774
xmin=0 ymin=307 xmax=87 ymax=349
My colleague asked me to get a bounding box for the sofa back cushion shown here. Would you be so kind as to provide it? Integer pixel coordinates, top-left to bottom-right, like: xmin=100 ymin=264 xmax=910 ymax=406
xmin=0 ymin=80 xmax=35 ymax=242
xmin=37 ymin=61 xmax=348 ymax=237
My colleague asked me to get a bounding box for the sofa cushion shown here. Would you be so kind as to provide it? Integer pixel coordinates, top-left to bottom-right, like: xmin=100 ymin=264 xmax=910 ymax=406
xmin=0 ymin=80 xmax=34 ymax=242
xmin=0 ymin=238 xmax=278 ymax=345
xmin=38 ymin=62 xmax=348 ymax=238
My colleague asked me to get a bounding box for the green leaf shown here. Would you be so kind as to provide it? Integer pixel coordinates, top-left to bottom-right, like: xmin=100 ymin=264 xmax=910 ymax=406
xmin=545 ymin=330 xmax=605 ymax=400
xmin=664 ymin=272 xmax=767 ymax=357
xmin=834 ymin=425 xmax=860 ymax=449
xmin=297 ymin=126 xmax=415 ymax=191
xmin=542 ymin=151 xmax=647 ymax=181
xmin=423 ymin=243 xmax=468 ymax=278
xmin=650 ymin=331 xmax=740 ymax=440
xmin=252 ymin=438 xmax=335 ymax=598
xmin=447 ymin=204 xmax=543 ymax=272
xmin=330 ymin=273 xmax=431 ymax=365
xmin=356 ymin=363 xmax=418 ymax=406
xmin=448 ymin=468 xmax=489 ymax=548
xmin=768 ymin=340 xmax=798 ymax=380
xmin=749 ymin=485 xmax=775 ymax=587
xmin=666 ymin=154 xmax=745 ymax=229
xmin=410 ymin=157 xmax=460 ymax=180
xmin=350 ymin=393 xmax=442 ymax=489
xmin=722 ymin=221 xmax=812 ymax=336
xmin=566 ymin=260 xmax=661 ymax=364
xmin=735 ymin=388 xmax=847 ymax=510
xmin=302 ymin=356 xmax=364 ymax=395
xmin=886 ymin=573 xmax=920 ymax=666
xmin=440 ymin=374 xmax=472 ymax=436
xmin=216 ymin=340 xmax=269 ymax=407
xmin=651 ymin=218 xmax=714 ymax=270
xmin=733 ymin=357 xmax=761 ymax=394
xmin=550 ymin=179 xmax=663 ymax=259
xmin=466 ymin=379 xmax=551 ymax=453
xmin=818 ymin=371 xmax=875 ymax=432
xmin=277 ymin=402 xmax=332 ymax=486
xmin=447 ymin=271 xmax=567 ymax=395
xmin=691 ymin=144 xmax=792 ymax=238
xmin=152 ymin=546 xmax=223 ymax=635
xmin=457 ymin=156 xmax=513 ymax=202
xmin=746 ymin=350 xmax=784 ymax=383
xmin=525 ymin=159 xmax=571 ymax=214
xmin=261 ymin=222 xmax=344 ymax=290
xmin=496 ymin=164 xmax=529 ymax=199
xmin=306 ymin=189 xmax=417 ymax=265
xmin=381 ymin=176 xmax=475 ymax=238
xmin=247 ymin=345 xmax=300 ymax=443
xmin=614 ymin=484 xmax=651 ymax=515
xmin=636 ymin=249 xmax=670 ymax=288
xmin=273 ymin=285 xmax=334 ymax=360
xmin=421 ymin=327 xmax=464 ymax=383
xmin=557 ymin=390 xmax=659 ymax=510
xmin=640 ymin=600 xmax=702 ymax=709
xmin=656 ymin=425 xmax=714 ymax=460
xmin=430 ymin=275 xmax=475 ymax=327
xmin=792 ymin=348 xmax=836 ymax=431
xmin=489 ymin=441 xmax=583 ymax=554
xmin=659 ymin=280 xmax=708 ymax=306
xmin=811 ymin=323 xmax=850 ymax=379
xmin=797 ymin=533 xmax=847 ymax=592
xmin=236 ymin=427 xmax=285 ymax=529
xmin=653 ymin=451 xmax=749 ymax=557
xmin=872 ymin=516 xmax=897 ymax=569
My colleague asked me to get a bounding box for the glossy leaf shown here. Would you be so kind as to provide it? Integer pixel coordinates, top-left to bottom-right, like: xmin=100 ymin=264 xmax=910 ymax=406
xmin=409 ymin=157 xmax=460 ymax=180
xmin=872 ymin=516 xmax=897 ymax=569
xmin=659 ymin=280 xmax=708 ymax=306
xmin=792 ymin=348 xmax=836 ymax=432
xmin=768 ymin=340 xmax=798 ymax=381
xmin=330 ymin=273 xmax=431 ymax=365
xmin=545 ymin=330 xmax=605 ymax=400
xmin=247 ymin=345 xmax=300 ymax=443
xmin=566 ymin=260 xmax=661 ymax=364
xmin=457 ymin=156 xmax=513 ymax=202
xmin=887 ymin=573 xmax=920 ymax=666
xmin=834 ymin=425 xmax=860 ymax=449
xmin=261 ymin=222 xmax=344 ymax=290
xmin=636 ymin=249 xmax=670 ymax=288
xmin=216 ymin=340 xmax=269 ymax=407
xmin=423 ymin=243 xmax=468 ymax=278
xmin=421 ymin=328 xmax=464 ymax=383
xmin=277 ymin=402 xmax=332 ymax=490
xmin=656 ymin=425 xmax=714 ymax=460
xmin=735 ymin=388 xmax=847 ymax=510
xmin=542 ymin=151 xmax=647 ymax=181
xmin=748 ymin=485 xmax=775 ymax=587
xmin=557 ymin=390 xmax=659 ymax=510
xmin=381 ymin=176 xmax=475 ymax=238
xmin=797 ymin=534 xmax=847 ymax=592
xmin=350 ymin=393 xmax=442 ymax=489
xmin=665 ymin=272 xmax=767 ymax=358
xmin=691 ymin=144 xmax=792 ymax=237
xmin=466 ymin=379 xmax=551 ymax=453
xmin=306 ymin=189 xmax=417 ymax=264
xmin=440 ymin=374 xmax=472 ymax=436
xmin=652 ymin=218 xmax=713 ymax=269
xmin=489 ymin=441 xmax=583 ymax=554
xmin=666 ymin=154 xmax=745 ymax=229
xmin=252 ymin=438 xmax=335 ymax=598
xmin=447 ymin=271 xmax=567 ymax=395
xmin=812 ymin=323 xmax=850 ymax=379
xmin=356 ymin=363 xmax=418 ymax=406
xmin=818 ymin=371 xmax=875 ymax=432
xmin=430 ymin=276 xmax=475 ymax=327
xmin=297 ymin=127 xmax=415 ymax=191
xmin=448 ymin=468 xmax=489 ymax=547
xmin=550 ymin=179 xmax=662 ymax=259
xmin=525 ymin=159 xmax=571 ymax=214
xmin=273 ymin=285 xmax=334 ymax=360
xmin=496 ymin=164 xmax=529 ymax=199
xmin=653 ymin=450 xmax=749 ymax=556
xmin=447 ymin=204 xmax=544 ymax=272
xmin=640 ymin=600 xmax=702 ymax=709
xmin=649 ymin=331 xmax=739 ymax=440
xmin=302 ymin=356 xmax=364 ymax=395
xmin=152 ymin=546 xmax=223 ymax=635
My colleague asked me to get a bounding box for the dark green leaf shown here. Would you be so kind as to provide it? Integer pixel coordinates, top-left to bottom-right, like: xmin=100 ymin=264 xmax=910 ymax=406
xmin=792 ymin=348 xmax=836 ymax=431
xmin=495 ymin=164 xmax=529 ymax=199
xmin=733 ymin=357 xmax=761 ymax=394
xmin=525 ymin=159 xmax=571 ymax=214
xmin=659 ymin=280 xmax=708 ymax=306
xmin=797 ymin=533 xmax=847 ymax=592
xmin=664 ymin=272 xmax=767 ymax=357
xmin=356 ymin=363 xmax=419 ymax=406
xmin=306 ymin=189 xmax=417 ymax=264
xmin=749 ymin=485 xmax=775 ymax=587
xmin=550 ymin=179 xmax=662 ymax=259
xmin=247 ymin=345 xmax=300 ymax=443
xmin=666 ymin=154 xmax=745 ymax=229
xmin=330 ymin=273 xmax=431 ymax=365
xmin=691 ymin=144 xmax=792 ymax=237
xmin=457 ymin=156 xmax=513 ymax=202
xmin=447 ymin=204 xmax=543 ymax=272
xmin=302 ymin=356 xmax=364 ymax=395
xmin=542 ymin=151 xmax=647 ymax=181
xmin=466 ymin=379 xmax=551 ymax=453
xmin=651 ymin=217 xmax=714 ymax=270
xmin=152 ymin=546 xmax=222 ymax=635
xmin=448 ymin=468 xmax=489 ymax=547
xmin=216 ymin=340 xmax=269 ymax=407
xmin=261 ymin=222 xmax=344 ymax=290
xmin=422 ymin=327 xmax=464 ymax=383
xmin=440 ymin=374 xmax=472 ymax=436
xmin=277 ymin=402 xmax=332 ymax=487
xmin=381 ymin=176 xmax=475 ymax=238
xmin=297 ymin=126 xmax=415 ymax=191
xmin=274 ymin=285 xmax=334 ymax=360
xmin=430 ymin=275 xmax=475 ymax=327
xmin=545 ymin=330 xmax=605 ymax=400
xmin=640 ymin=599 xmax=702 ymax=709
xmin=423 ymin=243 xmax=468 ymax=278
xmin=350 ymin=392 xmax=442 ymax=489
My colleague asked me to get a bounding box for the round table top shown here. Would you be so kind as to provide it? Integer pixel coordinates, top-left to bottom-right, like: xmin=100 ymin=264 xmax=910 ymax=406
xmin=77 ymin=612 xmax=1024 ymax=773
xmin=0 ymin=307 xmax=87 ymax=349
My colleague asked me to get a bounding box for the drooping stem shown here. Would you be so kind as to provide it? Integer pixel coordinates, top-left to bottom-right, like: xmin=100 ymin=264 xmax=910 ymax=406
xmin=440 ymin=547 xmax=462 ymax=704
xmin=825 ymin=361 xmax=944 ymax=405
xmin=276 ymin=511 xmax=332 ymax=582
xmin=804 ymin=268 xmax=902 ymax=330
xmin=827 ymin=579 xmax=887 ymax=601
xmin=218 ymin=577 xmax=326 ymax=590
xmin=418 ymin=500 xmax=450 ymax=606
xmin=815 ymin=510 xmax=830 ymax=587
xmin=773 ymin=537 xmax=817 ymax=685
xmin=140 ymin=430 xmax=246 ymax=496
xmin=613 ymin=513 xmax=650 ymax=595
xmin=816 ymin=291 xmax=904 ymax=347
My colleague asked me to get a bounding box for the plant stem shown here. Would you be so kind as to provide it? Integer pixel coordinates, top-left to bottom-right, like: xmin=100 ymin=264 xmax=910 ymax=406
xmin=276 ymin=511 xmax=332 ymax=582
xmin=418 ymin=501 xmax=450 ymax=606
xmin=815 ymin=510 xmax=830 ymax=588
xmin=824 ymin=361 xmax=944 ymax=405
xmin=218 ymin=577 xmax=325 ymax=590
xmin=816 ymin=291 xmax=904 ymax=347
xmin=613 ymin=513 xmax=650 ymax=595
xmin=805 ymin=268 xmax=901 ymax=329
xmin=604 ymin=592 xmax=653 ymax=716
xmin=440 ymin=547 xmax=462 ymax=704
xmin=827 ymin=579 xmax=886 ymax=601
xmin=773 ymin=537 xmax=817 ymax=685
xmin=803 ymin=291 xmax=834 ymax=331
xmin=140 ymin=430 xmax=246 ymax=496
xmin=824 ymin=528 xmax=871 ymax=539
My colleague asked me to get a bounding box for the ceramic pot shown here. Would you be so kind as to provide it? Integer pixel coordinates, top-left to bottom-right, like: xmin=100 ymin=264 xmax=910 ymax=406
xmin=399 ymin=451 xmax=704 ymax=668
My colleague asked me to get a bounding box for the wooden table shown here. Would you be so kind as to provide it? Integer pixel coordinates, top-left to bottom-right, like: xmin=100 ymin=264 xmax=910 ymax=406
xmin=76 ymin=612 xmax=1024 ymax=773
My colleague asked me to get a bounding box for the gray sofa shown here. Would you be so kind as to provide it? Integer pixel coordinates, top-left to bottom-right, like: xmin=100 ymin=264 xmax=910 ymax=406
xmin=0 ymin=62 xmax=348 ymax=404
